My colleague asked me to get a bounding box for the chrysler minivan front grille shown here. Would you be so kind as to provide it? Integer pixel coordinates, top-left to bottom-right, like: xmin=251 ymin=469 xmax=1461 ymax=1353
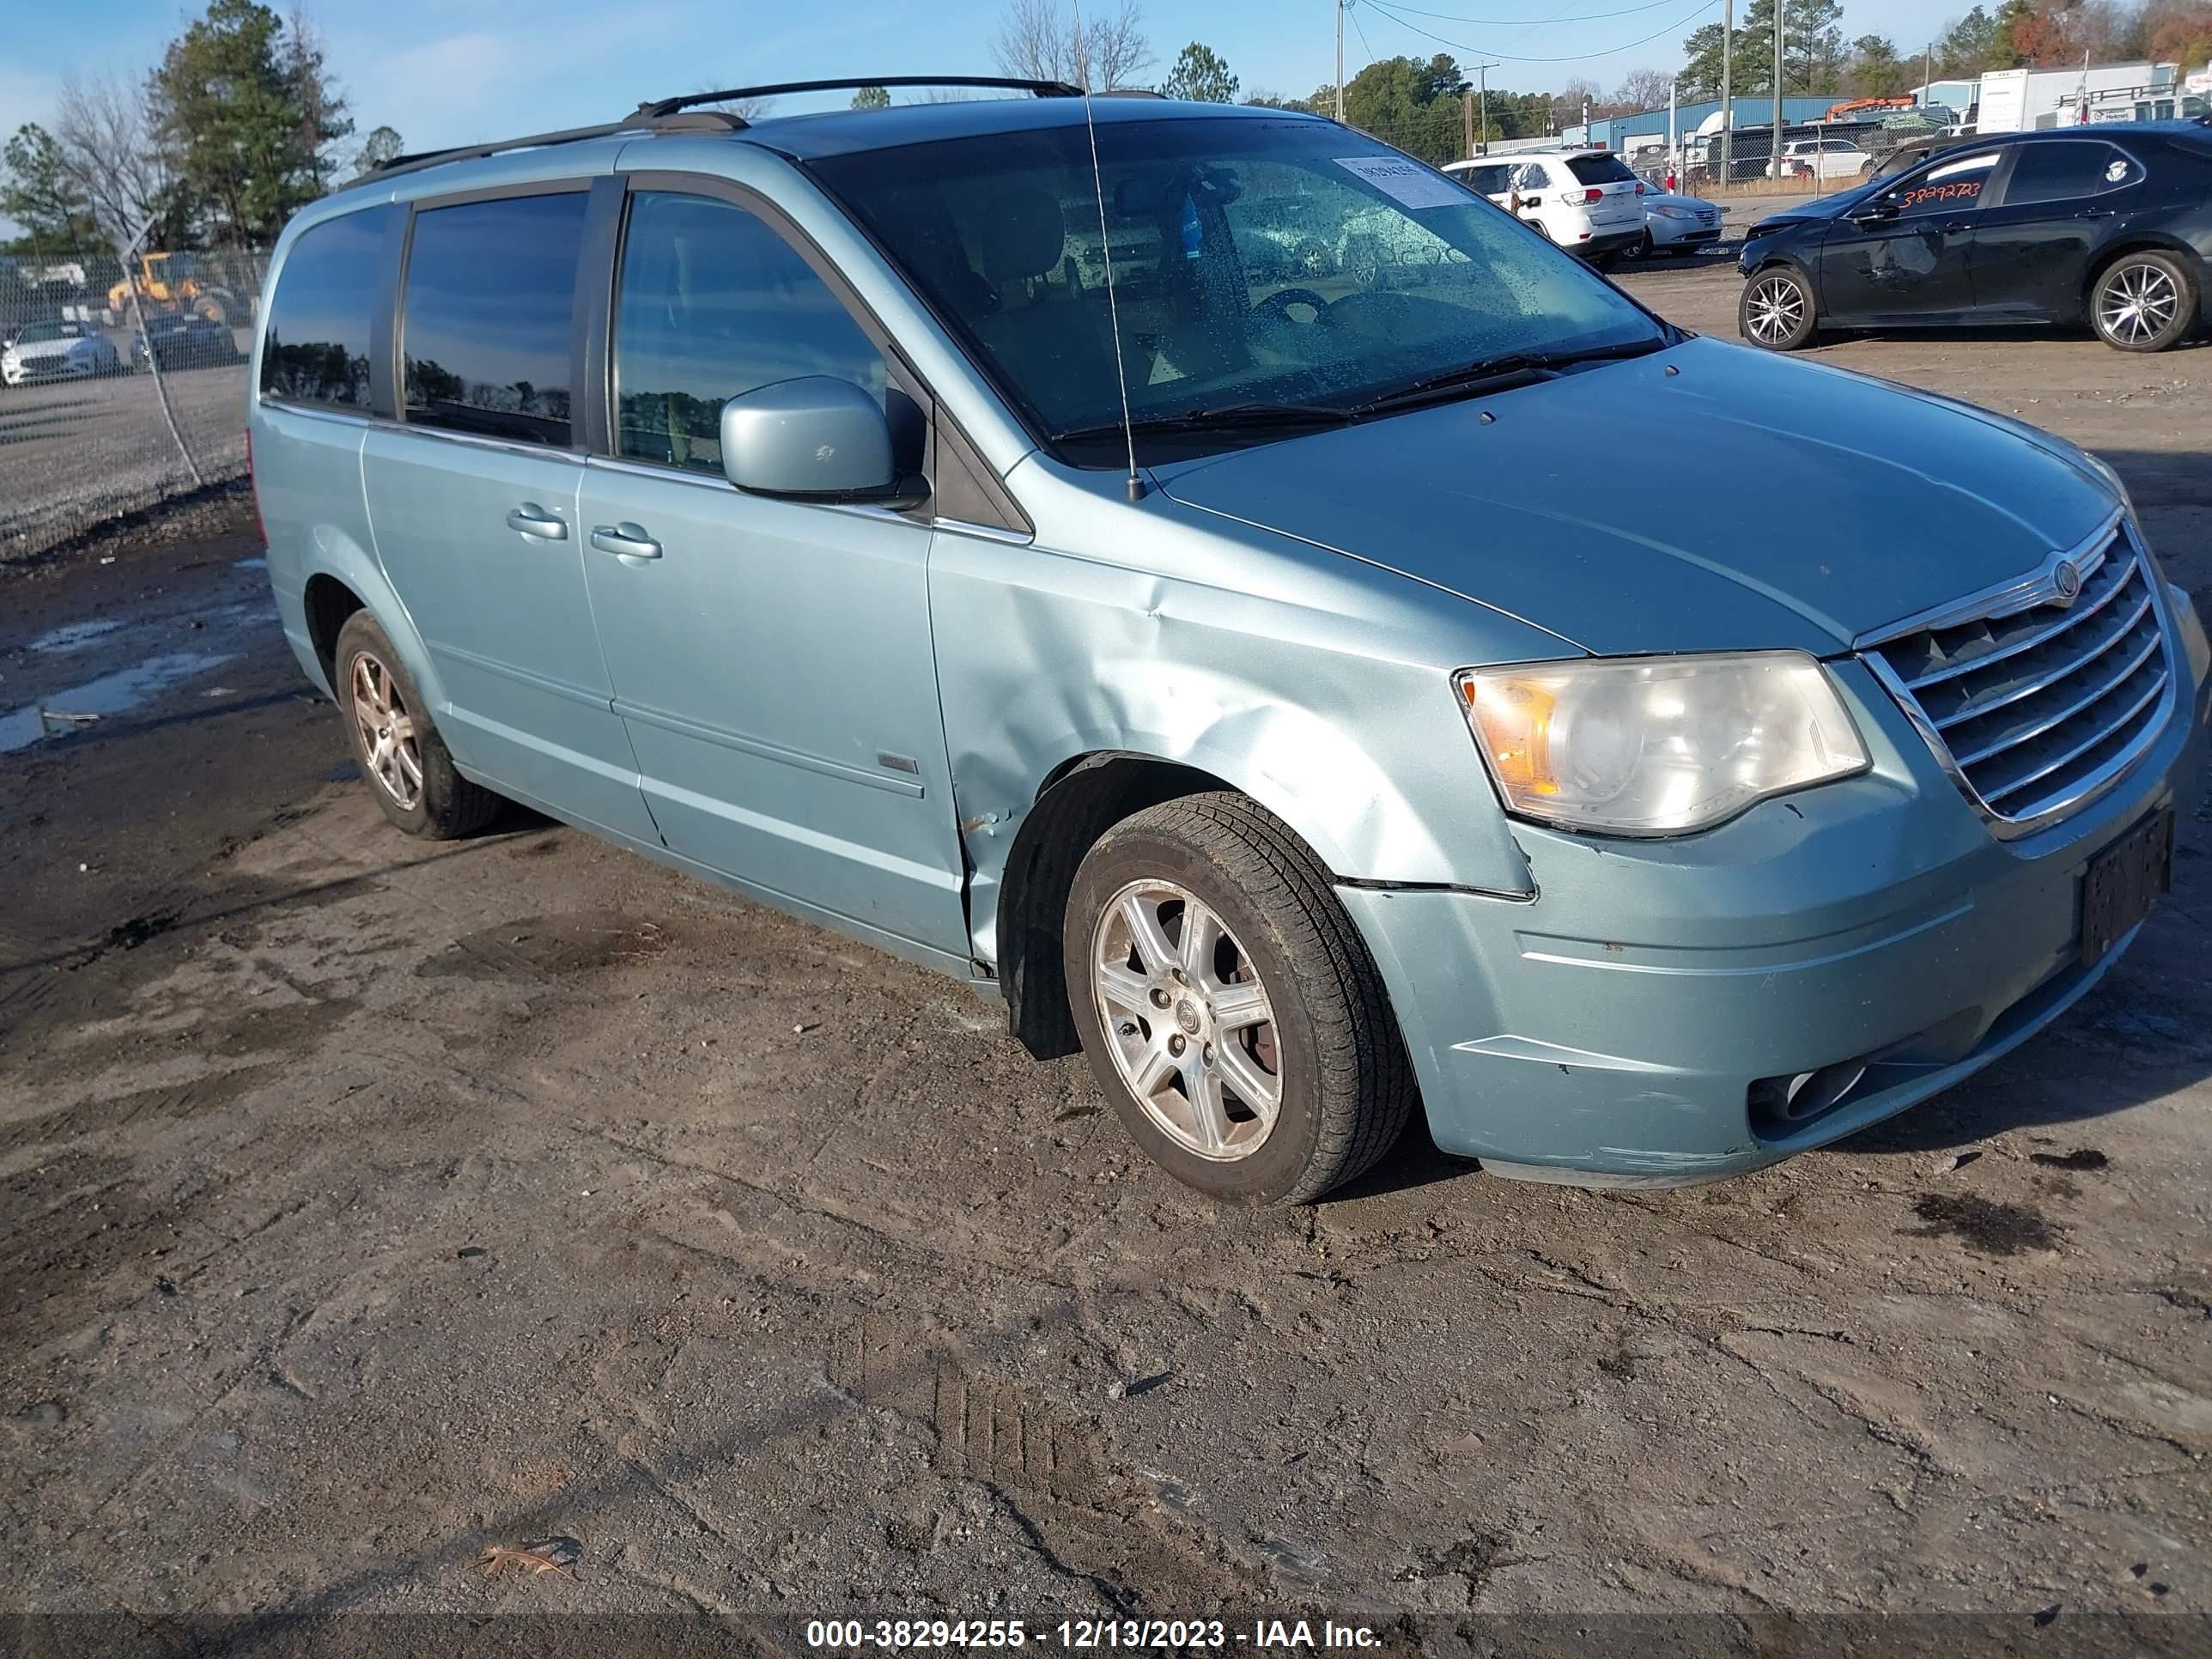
xmin=1860 ymin=518 xmax=2176 ymax=835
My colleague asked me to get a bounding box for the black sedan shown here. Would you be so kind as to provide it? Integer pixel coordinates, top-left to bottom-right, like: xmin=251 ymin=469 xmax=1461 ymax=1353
xmin=1737 ymin=119 xmax=2212 ymax=353
xmin=131 ymin=312 xmax=246 ymax=373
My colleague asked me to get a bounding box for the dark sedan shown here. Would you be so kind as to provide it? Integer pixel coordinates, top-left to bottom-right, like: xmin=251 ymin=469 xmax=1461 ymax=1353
xmin=131 ymin=313 xmax=246 ymax=373
xmin=1737 ymin=119 xmax=2212 ymax=353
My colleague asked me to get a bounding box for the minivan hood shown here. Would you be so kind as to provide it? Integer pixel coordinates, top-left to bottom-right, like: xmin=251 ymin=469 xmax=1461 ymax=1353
xmin=1155 ymin=336 xmax=2116 ymax=657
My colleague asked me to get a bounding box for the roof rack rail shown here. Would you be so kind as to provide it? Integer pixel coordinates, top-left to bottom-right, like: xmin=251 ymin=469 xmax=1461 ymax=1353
xmin=633 ymin=76 xmax=1084 ymax=121
xmin=368 ymin=110 xmax=742 ymax=180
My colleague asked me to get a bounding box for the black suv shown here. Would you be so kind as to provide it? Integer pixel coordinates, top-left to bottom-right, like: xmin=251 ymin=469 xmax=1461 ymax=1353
xmin=1737 ymin=118 xmax=2212 ymax=353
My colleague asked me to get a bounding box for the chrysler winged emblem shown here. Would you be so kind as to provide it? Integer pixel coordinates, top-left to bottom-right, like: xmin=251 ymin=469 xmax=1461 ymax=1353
xmin=2050 ymin=559 xmax=2083 ymax=605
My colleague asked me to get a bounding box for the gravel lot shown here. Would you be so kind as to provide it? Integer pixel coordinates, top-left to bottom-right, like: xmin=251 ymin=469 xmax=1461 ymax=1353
xmin=2 ymin=263 xmax=2208 ymax=1650
xmin=0 ymin=349 xmax=251 ymax=562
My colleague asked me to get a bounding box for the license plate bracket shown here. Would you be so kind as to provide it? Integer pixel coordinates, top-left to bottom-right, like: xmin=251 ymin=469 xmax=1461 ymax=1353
xmin=2079 ymin=807 xmax=2172 ymax=966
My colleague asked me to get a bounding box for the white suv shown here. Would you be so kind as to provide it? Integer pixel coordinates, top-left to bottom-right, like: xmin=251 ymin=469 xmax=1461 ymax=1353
xmin=1767 ymin=137 xmax=1873 ymax=181
xmin=1444 ymin=148 xmax=1645 ymax=266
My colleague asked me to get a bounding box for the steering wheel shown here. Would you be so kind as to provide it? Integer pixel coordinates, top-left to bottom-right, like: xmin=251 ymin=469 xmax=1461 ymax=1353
xmin=1249 ymin=287 xmax=1334 ymax=325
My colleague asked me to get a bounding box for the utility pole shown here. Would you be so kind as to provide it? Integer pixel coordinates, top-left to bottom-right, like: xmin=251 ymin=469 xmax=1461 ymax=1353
xmin=1335 ymin=0 xmax=1346 ymax=123
xmin=1771 ymin=1 xmax=1785 ymax=186
xmin=1475 ymin=60 xmax=1497 ymax=154
xmin=1923 ymin=40 xmax=1933 ymax=106
xmin=1719 ymin=0 xmax=1733 ymax=186
xmin=1464 ymin=89 xmax=1474 ymax=159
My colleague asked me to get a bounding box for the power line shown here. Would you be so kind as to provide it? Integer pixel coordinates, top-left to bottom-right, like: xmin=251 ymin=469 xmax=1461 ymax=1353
xmin=1380 ymin=0 xmax=1689 ymax=22
xmin=1350 ymin=2 xmax=1380 ymax=69
xmin=1363 ymin=0 xmax=1718 ymax=64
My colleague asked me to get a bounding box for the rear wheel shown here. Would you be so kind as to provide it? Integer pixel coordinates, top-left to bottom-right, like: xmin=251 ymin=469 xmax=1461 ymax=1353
xmin=1063 ymin=793 xmax=1415 ymax=1205
xmin=1740 ymin=264 xmax=1819 ymax=350
xmin=2090 ymin=251 xmax=2197 ymax=353
xmin=334 ymin=611 xmax=501 ymax=839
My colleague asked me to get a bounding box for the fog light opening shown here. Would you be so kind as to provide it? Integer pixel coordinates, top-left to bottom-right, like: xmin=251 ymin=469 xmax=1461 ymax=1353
xmin=1783 ymin=1060 xmax=1867 ymax=1121
xmin=1749 ymin=1058 xmax=1871 ymax=1135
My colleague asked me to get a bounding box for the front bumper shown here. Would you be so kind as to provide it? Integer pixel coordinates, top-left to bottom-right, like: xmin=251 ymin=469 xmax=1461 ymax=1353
xmin=1651 ymin=222 xmax=1722 ymax=249
xmin=1343 ymin=587 xmax=2212 ymax=1186
xmin=3 ymin=356 xmax=88 ymax=384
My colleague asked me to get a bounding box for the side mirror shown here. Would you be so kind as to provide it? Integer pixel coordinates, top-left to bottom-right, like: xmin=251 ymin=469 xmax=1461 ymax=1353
xmin=1520 ymin=194 xmax=1542 ymax=208
xmin=1849 ymin=198 xmax=1900 ymax=225
xmin=719 ymin=376 xmax=906 ymax=501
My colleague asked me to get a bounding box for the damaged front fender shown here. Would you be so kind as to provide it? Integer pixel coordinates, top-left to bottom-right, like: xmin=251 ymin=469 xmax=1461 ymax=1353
xmin=930 ymin=456 xmax=1577 ymax=974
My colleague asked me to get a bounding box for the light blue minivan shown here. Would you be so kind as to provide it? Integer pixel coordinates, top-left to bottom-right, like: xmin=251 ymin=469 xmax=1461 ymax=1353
xmin=249 ymin=80 xmax=2211 ymax=1203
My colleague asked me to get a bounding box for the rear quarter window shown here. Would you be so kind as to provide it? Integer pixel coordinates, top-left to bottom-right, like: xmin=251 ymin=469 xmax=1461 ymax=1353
xmin=259 ymin=206 xmax=395 ymax=409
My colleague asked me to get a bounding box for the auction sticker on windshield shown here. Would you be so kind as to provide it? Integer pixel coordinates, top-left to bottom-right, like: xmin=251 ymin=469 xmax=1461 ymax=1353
xmin=1333 ymin=155 xmax=1468 ymax=209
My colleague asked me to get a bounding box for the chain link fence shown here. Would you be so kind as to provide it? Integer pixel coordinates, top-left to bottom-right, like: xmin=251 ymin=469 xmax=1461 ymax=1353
xmin=1 ymin=246 xmax=268 ymax=562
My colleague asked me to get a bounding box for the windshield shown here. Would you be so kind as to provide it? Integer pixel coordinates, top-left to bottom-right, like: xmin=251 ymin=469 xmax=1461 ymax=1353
xmin=811 ymin=117 xmax=1662 ymax=463
xmin=15 ymin=322 xmax=83 ymax=343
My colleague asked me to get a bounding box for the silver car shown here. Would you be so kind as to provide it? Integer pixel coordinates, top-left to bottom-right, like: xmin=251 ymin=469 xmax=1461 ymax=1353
xmin=1 ymin=319 xmax=121 ymax=386
xmin=1637 ymin=189 xmax=1723 ymax=255
xmin=247 ymin=82 xmax=2210 ymax=1204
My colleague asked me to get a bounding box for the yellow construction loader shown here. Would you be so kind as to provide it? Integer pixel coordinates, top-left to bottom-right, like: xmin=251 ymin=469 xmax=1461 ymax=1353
xmin=106 ymin=252 xmax=248 ymax=329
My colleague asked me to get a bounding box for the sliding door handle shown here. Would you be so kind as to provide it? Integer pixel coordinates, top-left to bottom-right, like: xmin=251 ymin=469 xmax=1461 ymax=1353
xmin=590 ymin=523 xmax=662 ymax=562
xmin=506 ymin=503 xmax=568 ymax=540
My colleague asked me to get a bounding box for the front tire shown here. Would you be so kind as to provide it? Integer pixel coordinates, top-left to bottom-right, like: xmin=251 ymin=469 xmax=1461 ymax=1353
xmin=333 ymin=611 xmax=501 ymax=839
xmin=2090 ymin=251 xmax=2197 ymax=352
xmin=1740 ymin=264 xmax=1819 ymax=350
xmin=1063 ymin=793 xmax=1415 ymax=1205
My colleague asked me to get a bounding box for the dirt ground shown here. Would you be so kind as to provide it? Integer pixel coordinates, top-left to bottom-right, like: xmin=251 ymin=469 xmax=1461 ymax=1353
xmin=3 ymin=264 xmax=2209 ymax=1650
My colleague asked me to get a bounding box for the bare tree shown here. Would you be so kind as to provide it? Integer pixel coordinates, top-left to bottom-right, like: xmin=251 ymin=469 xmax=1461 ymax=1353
xmin=993 ymin=0 xmax=1153 ymax=91
xmin=1613 ymin=67 xmax=1674 ymax=114
xmin=1550 ymin=76 xmax=1603 ymax=132
xmin=286 ymin=5 xmax=355 ymax=195
xmin=50 ymin=71 xmax=176 ymax=249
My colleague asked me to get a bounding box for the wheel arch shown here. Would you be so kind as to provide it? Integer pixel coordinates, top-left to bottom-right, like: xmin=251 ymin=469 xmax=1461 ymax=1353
xmin=1740 ymin=257 xmax=1821 ymax=343
xmin=994 ymin=753 xmax=1250 ymax=1060
xmin=2081 ymin=235 xmax=2203 ymax=324
xmin=290 ymin=539 xmax=447 ymax=713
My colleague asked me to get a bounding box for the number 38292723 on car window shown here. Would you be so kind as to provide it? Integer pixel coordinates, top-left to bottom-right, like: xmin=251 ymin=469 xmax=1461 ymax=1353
xmin=248 ymin=82 xmax=2212 ymax=1205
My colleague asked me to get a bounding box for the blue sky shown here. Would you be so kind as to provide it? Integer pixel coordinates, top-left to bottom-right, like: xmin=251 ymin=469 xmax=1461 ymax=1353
xmin=5 ymin=0 xmax=1956 ymax=166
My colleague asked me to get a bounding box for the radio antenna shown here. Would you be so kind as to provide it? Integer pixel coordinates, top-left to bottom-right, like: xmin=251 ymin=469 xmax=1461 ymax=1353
xmin=1072 ymin=0 xmax=1145 ymax=501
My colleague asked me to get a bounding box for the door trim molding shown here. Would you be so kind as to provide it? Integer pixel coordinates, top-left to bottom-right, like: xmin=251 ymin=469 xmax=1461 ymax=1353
xmin=615 ymin=696 xmax=927 ymax=798
xmin=428 ymin=639 xmax=612 ymax=711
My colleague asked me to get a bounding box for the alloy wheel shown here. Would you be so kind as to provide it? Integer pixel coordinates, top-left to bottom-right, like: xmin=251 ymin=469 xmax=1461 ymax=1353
xmin=351 ymin=652 xmax=423 ymax=811
xmin=1745 ymin=275 xmax=1806 ymax=345
xmin=1090 ymin=879 xmax=1283 ymax=1162
xmin=2098 ymin=262 xmax=2178 ymax=347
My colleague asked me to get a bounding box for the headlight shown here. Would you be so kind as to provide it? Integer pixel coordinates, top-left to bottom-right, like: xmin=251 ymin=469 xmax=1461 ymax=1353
xmin=1650 ymin=205 xmax=1692 ymax=220
xmin=1453 ymin=652 xmax=1869 ymax=836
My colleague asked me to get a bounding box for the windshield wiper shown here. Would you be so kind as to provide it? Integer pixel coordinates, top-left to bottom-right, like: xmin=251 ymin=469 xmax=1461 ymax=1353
xmin=1048 ymin=403 xmax=1354 ymax=446
xmin=1351 ymin=337 xmax=1669 ymax=417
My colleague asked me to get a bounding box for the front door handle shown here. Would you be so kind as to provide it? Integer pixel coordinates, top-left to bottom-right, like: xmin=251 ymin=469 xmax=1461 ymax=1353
xmin=506 ymin=503 xmax=568 ymax=540
xmin=2077 ymin=206 xmax=2117 ymax=219
xmin=1943 ymin=221 xmax=1972 ymax=234
xmin=590 ymin=523 xmax=662 ymax=562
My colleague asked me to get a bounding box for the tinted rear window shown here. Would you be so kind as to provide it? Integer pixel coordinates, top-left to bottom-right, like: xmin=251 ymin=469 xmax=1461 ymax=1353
xmin=401 ymin=192 xmax=586 ymax=446
xmin=2002 ymin=141 xmax=2140 ymax=207
xmin=259 ymin=206 xmax=394 ymax=408
xmin=1565 ymin=155 xmax=1637 ymax=185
